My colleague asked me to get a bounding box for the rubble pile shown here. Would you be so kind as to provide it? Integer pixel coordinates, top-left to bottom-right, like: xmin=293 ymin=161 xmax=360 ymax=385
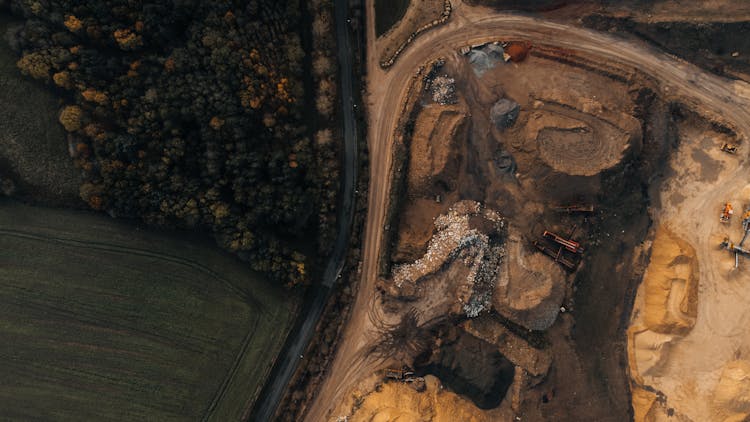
xmin=430 ymin=75 xmax=458 ymax=105
xmin=490 ymin=99 xmax=520 ymax=129
xmin=392 ymin=201 xmax=506 ymax=318
xmin=465 ymin=42 xmax=504 ymax=76
xmin=393 ymin=201 xmax=481 ymax=287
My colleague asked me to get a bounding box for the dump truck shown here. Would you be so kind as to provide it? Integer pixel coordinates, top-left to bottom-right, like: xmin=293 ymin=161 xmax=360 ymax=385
xmin=721 ymin=203 xmax=734 ymax=223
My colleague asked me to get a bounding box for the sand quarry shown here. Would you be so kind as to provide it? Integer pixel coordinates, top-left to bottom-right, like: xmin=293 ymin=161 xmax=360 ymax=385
xmin=331 ymin=31 xmax=750 ymax=420
xmin=339 ymin=42 xmax=649 ymax=420
xmin=628 ymin=112 xmax=750 ymax=422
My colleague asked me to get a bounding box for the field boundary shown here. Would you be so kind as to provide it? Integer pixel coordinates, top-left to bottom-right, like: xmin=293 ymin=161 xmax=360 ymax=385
xmin=379 ymin=0 xmax=452 ymax=68
xmin=0 ymin=228 xmax=256 ymax=305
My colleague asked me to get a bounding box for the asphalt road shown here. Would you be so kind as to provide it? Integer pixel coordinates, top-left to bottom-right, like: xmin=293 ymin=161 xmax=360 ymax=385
xmin=303 ymin=1 xmax=750 ymax=420
xmin=248 ymin=0 xmax=359 ymax=419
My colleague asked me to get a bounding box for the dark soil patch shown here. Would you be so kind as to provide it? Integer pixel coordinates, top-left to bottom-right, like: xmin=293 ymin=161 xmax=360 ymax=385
xmin=415 ymin=325 xmax=515 ymax=409
xmin=376 ymin=0 xmax=410 ymax=37
xmin=519 ymin=92 xmax=676 ymax=421
xmin=463 ymin=0 xmax=568 ymax=11
xmin=583 ymin=15 xmax=750 ymax=81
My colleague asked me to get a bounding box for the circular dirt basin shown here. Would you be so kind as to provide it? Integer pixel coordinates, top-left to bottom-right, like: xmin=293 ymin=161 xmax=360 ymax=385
xmin=537 ymin=123 xmax=632 ymax=176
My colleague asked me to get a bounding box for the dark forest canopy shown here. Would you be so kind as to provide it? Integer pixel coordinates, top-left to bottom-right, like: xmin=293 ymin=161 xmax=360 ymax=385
xmin=9 ymin=0 xmax=334 ymax=285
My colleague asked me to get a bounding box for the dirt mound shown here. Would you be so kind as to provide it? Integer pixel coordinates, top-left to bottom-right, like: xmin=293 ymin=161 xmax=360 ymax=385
xmin=406 ymin=105 xmax=466 ymax=196
xmin=504 ymin=42 xmax=530 ymax=63
xmin=640 ymin=227 xmax=699 ymax=335
xmin=490 ymin=98 xmax=520 ymax=129
xmin=493 ymin=229 xmax=566 ymax=330
xmin=393 ymin=101 xmax=467 ymax=263
xmin=517 ymin=93 xmax=642 ymax=177
xmin=628 ymin=227 xmax=699 ymax=415
xmin=713 ymin=360 xmax=750 ymax=421
xmin=348 ymin=375 xmax=508 ymax=422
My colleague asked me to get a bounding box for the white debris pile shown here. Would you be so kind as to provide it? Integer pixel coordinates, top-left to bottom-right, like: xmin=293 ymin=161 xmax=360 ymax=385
xmin=464 ymin=244 xmax=504 ymax=318
xmin=430 ymin=75 xmax=457 ymax=105
xmin=392 ymin=201 xmax=506 ymax=318
xmin=392 ymin=201 xmax=480 ymax=287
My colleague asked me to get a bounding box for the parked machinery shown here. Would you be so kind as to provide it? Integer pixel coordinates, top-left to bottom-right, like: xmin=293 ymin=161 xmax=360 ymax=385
xmin=721 ymin=143 xmax=738 ymax=154
xmin=721 ymin=203 xmax=734 ymax=223
xmin=720 ymin=208 xmax=750 ymax=269
xmin=534 ymin=226 xmax=584 ymax=271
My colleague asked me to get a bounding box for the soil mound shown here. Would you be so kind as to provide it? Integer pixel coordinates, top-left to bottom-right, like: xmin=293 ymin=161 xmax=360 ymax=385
xmin=628 ymin=227 xmax=699 ymax=416
xmin=523 ymin=104 xmax=642 ymax=176
xmin=349 ymin=375 xmax=505 ymax=422
xmin=641 ymin=227 xmax=699 ymax=335
xmin=493 ymin=229 xmax=566 ymax=330
xmin=490 ymin=99 xmax=520 ymax=129
xmin=406 ymin=105 xmax=466 ymax=196
xmin=713 ymin=360 xmax=750 ymax=421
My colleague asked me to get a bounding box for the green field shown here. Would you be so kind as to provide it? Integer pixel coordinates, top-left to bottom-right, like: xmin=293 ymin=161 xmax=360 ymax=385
xmin=0 ymin=200 xmax=296 ymax=421
xmin=376 ymin=0 xmax=410 ymax=36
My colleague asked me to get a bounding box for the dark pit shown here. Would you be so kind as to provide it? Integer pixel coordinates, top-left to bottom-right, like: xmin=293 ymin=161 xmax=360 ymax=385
xmin=414 ymin=326 xmax=515 ymax=409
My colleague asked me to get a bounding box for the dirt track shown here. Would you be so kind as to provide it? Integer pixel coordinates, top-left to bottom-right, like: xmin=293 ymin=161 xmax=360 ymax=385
xmin=305 ymin=1 xmax=750 ymax=420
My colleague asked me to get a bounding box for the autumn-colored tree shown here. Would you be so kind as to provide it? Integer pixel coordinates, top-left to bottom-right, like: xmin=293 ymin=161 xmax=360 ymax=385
xmin=113 ymin=28 xmax=142 ymax=50
xmin=58 ymin=105 xmax=83 ymax=132
xmin=64 ymin=15 xmax=83 ymax=32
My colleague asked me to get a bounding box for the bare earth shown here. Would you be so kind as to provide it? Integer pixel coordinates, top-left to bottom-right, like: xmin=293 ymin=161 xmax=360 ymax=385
xmin=305 ymin=1 xmax=750 ymax=420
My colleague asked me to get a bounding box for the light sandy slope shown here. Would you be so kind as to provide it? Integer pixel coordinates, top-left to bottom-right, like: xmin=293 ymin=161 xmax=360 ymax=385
xmin=305 ymin=1 xmax=750 ymax=420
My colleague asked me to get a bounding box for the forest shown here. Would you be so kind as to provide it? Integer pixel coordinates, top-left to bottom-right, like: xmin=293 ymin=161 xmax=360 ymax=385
xmin=6 ymin=0 xmax=339 ymax=285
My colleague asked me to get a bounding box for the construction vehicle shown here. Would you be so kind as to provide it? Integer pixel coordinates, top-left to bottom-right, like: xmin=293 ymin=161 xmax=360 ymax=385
xmin=534 ymin=226 xmax=583 ymax=271
xmin=721 ymin=203 xmax=734 ymax=223
xmin=533 ymin=240 xmax=578 ymax=271
xmin=385 ymin=368 xmax=414 ymax=380
xmin=721 ymin=237 xmax=750 ymax=268
xmin=553 ymin=204 xmax=594 ymax=214
xmin=542 ymin=230 xmax=585 ymax=254
xmin=721 ymin=143 xmax=738 ymax=154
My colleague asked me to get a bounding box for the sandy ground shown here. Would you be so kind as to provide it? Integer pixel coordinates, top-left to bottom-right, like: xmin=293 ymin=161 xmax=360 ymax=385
xmin=304 ymin=1 xmax=750 ymax=420
xmin=628 ymin=112 xmax=750 ymax=421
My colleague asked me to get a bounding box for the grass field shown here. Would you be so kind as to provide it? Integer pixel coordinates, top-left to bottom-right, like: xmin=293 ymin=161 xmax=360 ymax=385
xmin=376 ymin=0 xmax=410 ymax=36
xmin=0 ymin=16 xmax=81 ymax=206
xmin=0 ymin=200 xmax=296 ymax=421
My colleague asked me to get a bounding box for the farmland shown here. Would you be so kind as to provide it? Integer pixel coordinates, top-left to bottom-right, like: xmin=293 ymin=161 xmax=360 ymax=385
xmin=0 ymin=200 xmax=296 ymax=421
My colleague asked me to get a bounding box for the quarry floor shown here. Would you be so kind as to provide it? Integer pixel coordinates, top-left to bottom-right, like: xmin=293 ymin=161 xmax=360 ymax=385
xmin=304 ymin=1 xmax=750 ymax=421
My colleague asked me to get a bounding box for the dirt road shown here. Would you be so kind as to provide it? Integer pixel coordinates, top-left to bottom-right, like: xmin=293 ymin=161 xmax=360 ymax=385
xmin=305 ymin=1 xmax=750 ymax=420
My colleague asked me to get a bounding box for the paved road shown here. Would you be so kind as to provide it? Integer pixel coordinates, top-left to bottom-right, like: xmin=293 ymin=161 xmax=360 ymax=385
xmin=248 ymin=0 xmax=359 ymax=419
xmin=304 ymin=1 xmax=750 ymax=420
